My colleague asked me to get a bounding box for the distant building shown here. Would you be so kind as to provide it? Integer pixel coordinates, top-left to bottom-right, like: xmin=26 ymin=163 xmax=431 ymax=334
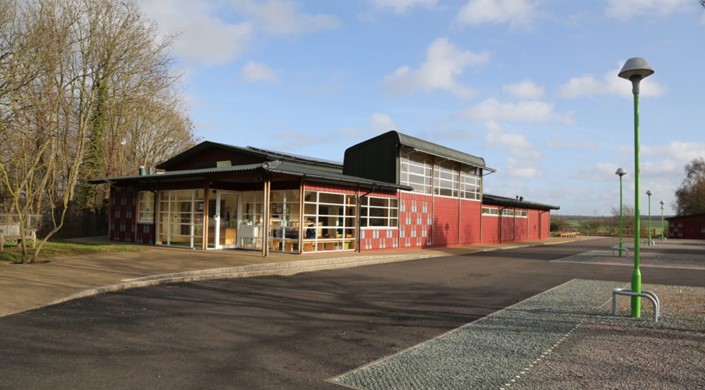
xmin=666 ymin=213 xmax=705 ymax=239
xmin=92 ymin=131 xmax=559 ymax=254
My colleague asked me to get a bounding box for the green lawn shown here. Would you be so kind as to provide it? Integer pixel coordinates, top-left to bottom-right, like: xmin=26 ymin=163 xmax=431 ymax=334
xmin=0 ymin=241 xmax=141 ymax=263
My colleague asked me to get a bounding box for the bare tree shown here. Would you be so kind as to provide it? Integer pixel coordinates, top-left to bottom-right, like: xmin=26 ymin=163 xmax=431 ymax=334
xmin=75 ymin=0 xmax=195 ymax=209
xmin=610 ymin=205 xmax=635 ymax=235
xmin=0 ymin=0 xmax=195 ymax=262
xmin=674 ymin=158 xmax=705 ymax=216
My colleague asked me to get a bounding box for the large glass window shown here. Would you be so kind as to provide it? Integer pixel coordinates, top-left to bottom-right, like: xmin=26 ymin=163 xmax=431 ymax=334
xmin=400 ymin=148 xmax=432 ymax=194
xmin=303 ymin=191 xmax=356 ymax=252
xmin=482 ymin=207 xmax=499 ymax=216
xmin=361 ymin=196 xmax=398 ymax=228
xmin=269 ymin=190 xmax=301 ymax=252
xmin=138 ymin=191 xmax=155 ymax=223
xmin=157 ymin=189 xmax=204 ymax=248
xmin=461 ymin=167 xmax=481 ymax=200
xmin=239 ymin=191 xmax=264 ymax=249
xmin=433 ymin=160 xmax=459 ymax=198
xmin=401 ymin=147 xmax=483 ymax=200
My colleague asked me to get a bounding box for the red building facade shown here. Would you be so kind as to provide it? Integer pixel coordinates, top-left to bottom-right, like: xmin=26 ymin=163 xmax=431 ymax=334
xmin=666 ymin=213 xmax=705 ymax=239
xmin=96 ymin=131 xmax=558 ymax=254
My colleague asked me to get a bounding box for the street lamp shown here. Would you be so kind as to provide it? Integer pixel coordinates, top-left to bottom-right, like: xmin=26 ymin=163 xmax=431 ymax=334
xmin=619 ymin=56 xmax=654 ymax=318
xmin=660 ymin=200 xmax=665 ymax=240
xmin=615 ymin=168 xmax=627 ymax=257
xmin=646 ymin=190 xmax=653 ymax=246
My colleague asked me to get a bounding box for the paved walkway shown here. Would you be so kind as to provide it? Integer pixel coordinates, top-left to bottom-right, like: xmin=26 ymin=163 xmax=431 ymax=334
xmin=0 ymin=236 xmax=578 ymax=317
xmin=332 ymin=279 xmax=705 ymax=390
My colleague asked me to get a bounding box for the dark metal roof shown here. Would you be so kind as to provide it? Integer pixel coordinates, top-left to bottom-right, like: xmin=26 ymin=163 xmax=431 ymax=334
xmin=396 ymin=131 xmax=489 ymax=169
xmin=157 ymin=141 xmax=343 ymax=171
xmin=266 ymin=161 xmax=410 ymax=191
xmin=89 ymin=163 xmax=265 ymax=184
xmin=482 ymin=193 xmax=559 ymax=211
xmin=346 ymin=130 xmax=492 ymax=170
xmin=91 ymin=161 xmax=408 ymax=192
xmin=246 ymin=146 xmax=342 ymax=167
xmin=665 ymin=213 xmax=705 ymax=221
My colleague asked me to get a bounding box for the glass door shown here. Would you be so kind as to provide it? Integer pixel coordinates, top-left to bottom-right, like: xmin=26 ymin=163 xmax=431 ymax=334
xmin=218 ymin=191 xmax=238 ymax=248
xmin=157 ymin=189 xmax=204 ymax=248
xmin=208 ymin=191 xmax=239 ymax=249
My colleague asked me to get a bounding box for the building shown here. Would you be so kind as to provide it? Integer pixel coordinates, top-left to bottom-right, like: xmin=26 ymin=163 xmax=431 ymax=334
xmin=93 ymin=131 xmax=559 ymax=255
xmin=666 ymin=213 xmax=705 ymax=239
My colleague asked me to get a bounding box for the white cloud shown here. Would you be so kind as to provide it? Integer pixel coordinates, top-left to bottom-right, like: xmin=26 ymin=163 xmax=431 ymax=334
xmin=547 ymin=138 xmax=597 ymax=150
xmin=234 ymin=0 xmax=341 ymax=35
xmin=462 ymin=98 xmax=574 ymax=124
xmin=369 ymin=113 xmax=400 ymax=132
xmin=141 ymin=0 xmax=252 ymax=67
xmin=503 ymin=80 xmax=545 ymax=99
xmin=605 ymin=0 xmax=691 ymax=21
xmin=577 ymin=162 xmax=624 ymax=181
xmin=382 ymin=38 xmax=489 ymax=98
xmin=456 ymin=0 xmax=536 ymax=29
xmin=241 ymin=62 xmax=278 ymax=83
xmin=557 ymin=64 xmax=665 ymax=98
xmin=370 ymin=0 xmax=438 ymax=14
xmin=643 ymin=141 xmax=705 ymax=163
xmin=335 ymin=113 xmax=401 ymax=140
xmin=139 ymin=0 xmax=339 ymax=67
xmin=485 ymin=121 xmax=540 ymax=178
xmin=485 ymin=121 xmax=540 ymax=159
xmin=505 ymin=157 xmax=538 ymax=178
xmin=611 ymin=141 xmax=705 ymax=190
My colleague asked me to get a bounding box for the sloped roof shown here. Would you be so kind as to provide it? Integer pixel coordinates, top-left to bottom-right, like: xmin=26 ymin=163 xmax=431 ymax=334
xmin=157 ymin=141 xmax=343 ymax=171
xmin=483 ymin=193 xmax=559 ymax=211
xmin=91 ymin=160 xmax=409 ymax=192
xmin=665 ymin=213 xmax=705 ymax=221
xmin=396 ymin=131 xmax=488 ymax=169
xmin=346 ymin=130 xmax=491 ymax=170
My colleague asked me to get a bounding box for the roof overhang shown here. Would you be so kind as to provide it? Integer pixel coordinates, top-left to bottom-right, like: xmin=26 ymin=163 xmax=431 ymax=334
xmin=90 ymin=161 xmax=410 ymax=192
xmin=482 ymin=193 xmax=559 ymax=211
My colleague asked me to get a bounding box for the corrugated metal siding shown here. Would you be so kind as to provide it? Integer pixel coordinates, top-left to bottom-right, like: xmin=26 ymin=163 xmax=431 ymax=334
xmin=343 ymin=132 xmax=399 ymax=183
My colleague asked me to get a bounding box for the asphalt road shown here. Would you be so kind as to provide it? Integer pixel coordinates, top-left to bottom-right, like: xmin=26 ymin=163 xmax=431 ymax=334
xmin=1 ymin=238 xmax=704 ymax=389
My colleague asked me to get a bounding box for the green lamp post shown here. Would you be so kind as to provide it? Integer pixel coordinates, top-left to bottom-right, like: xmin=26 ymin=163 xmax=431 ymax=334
xmin=618 ymin=56 xmax=654 ymax=318
xmin=646 ymin=190 xmax=653 ymax=246
xmin=615 ymin=168 xmax=627 ymax=257
xmin=660 ymin=200 xmax=665 ymax=239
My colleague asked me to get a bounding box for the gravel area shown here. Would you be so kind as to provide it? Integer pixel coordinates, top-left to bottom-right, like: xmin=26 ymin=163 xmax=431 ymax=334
xmin=512 ymin=283 xmax=705 ymax=390
xmin=331 ymin=280 xmax=705 ymax=390
xmin=553 ymin=241 xmax=705 ymax=271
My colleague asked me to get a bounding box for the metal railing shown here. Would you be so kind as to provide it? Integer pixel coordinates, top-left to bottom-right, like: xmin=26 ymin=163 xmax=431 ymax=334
xmin=611 ymin=288 xmax=660 ymax=322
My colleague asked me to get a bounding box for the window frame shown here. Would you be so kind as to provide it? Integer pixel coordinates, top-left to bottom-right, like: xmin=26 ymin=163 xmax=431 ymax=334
xmin=137 ymin=191 xmax=155 ymax=223
xmin=360 ymin=196 xmax=399 ymax=228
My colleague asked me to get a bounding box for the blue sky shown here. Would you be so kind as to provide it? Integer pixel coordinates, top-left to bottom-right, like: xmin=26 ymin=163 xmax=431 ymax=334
xmin=140 ymin=0 xmax=705 ymax=216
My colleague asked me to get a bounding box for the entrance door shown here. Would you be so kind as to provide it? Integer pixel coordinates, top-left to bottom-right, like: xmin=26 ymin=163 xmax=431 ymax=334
xmin=208 ymin=191 xmax=239 ymax=249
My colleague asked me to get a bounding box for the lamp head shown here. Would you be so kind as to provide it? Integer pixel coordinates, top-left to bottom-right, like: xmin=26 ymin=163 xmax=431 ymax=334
xmin=615 ymin=168 xmax=627 ymax=177
xmin=660 ymin=200 xmax=664 ymax=207
xmin=618 ymin=57 xmax=654 ymax=94
xmin=646 ymin=190 xmax=653 ymax=196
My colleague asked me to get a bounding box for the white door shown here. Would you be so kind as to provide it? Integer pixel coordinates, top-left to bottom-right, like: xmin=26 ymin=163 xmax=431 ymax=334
xmin=212 ymin=191 xmax=238 ymax=249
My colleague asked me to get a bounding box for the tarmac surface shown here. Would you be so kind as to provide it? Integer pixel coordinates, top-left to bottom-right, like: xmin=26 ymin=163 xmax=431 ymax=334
xmin=0 ymin=236 xmax=580 ymax=318
xmin=1 ymin=236 xmax=704 ymax=389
